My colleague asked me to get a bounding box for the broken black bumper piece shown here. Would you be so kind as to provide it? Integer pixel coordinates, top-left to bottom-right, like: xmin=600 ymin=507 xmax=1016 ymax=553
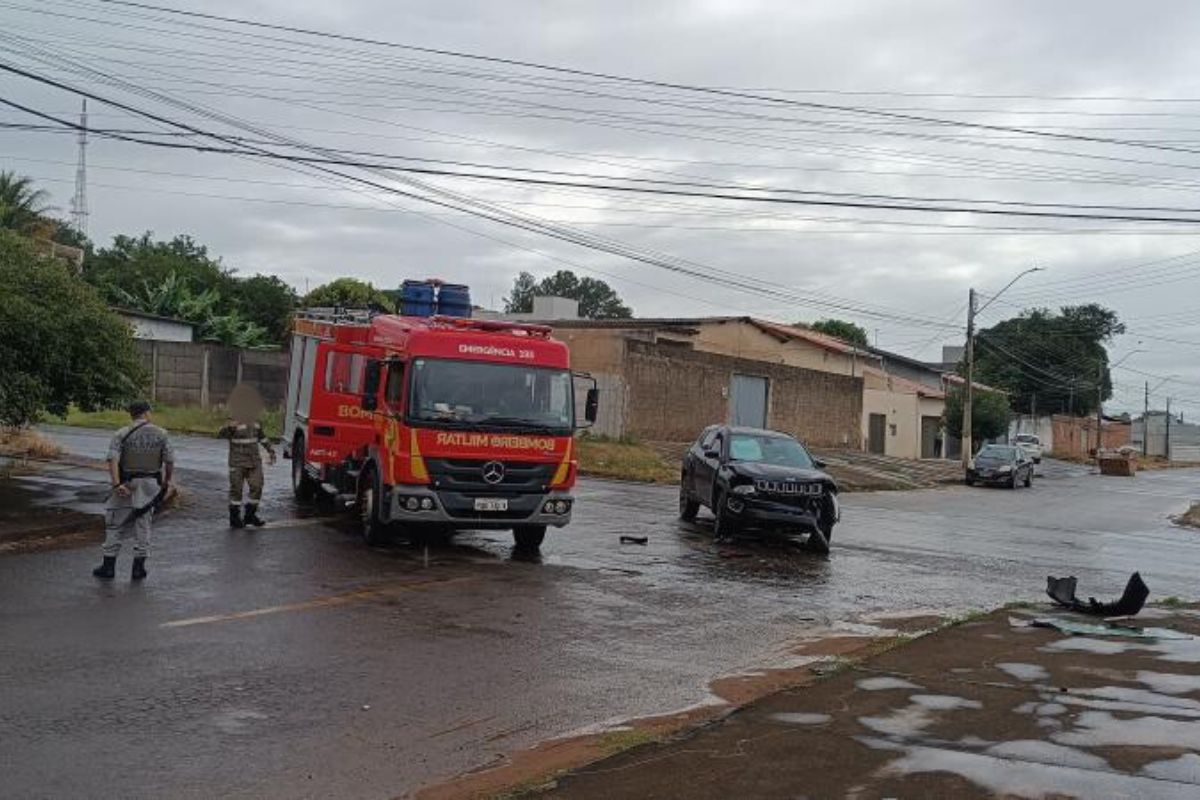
xmin=1045 ymin=572 xmax=1148 ymax=617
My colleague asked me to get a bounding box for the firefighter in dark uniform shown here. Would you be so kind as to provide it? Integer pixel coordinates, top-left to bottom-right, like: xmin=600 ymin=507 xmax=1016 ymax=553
xmin=219 ymin=419 xmax=276 ymax=527
xmin=93 ymin=400 xmax=174 ymax=581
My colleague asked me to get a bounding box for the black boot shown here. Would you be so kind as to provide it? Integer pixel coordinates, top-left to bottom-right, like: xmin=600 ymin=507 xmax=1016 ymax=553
xmin=229 ymin=505 xmax=244 ymax=528
xmin=92 ymin=556 xmax=116 ymax=579
xmin=131 ymin=557 xmax=148 ymax=581
xmin=243 ymin=503 xmax=265 ymax=527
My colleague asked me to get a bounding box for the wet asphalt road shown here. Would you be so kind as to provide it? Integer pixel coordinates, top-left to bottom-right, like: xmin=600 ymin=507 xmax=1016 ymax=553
xmin=2 ymin=427 xmax=1200 ymax=799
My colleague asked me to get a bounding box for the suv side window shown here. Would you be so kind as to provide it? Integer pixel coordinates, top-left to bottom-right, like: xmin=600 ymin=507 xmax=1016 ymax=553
xmin=710 ymin=432 xmax=725 ymax=458
xmin=699 ymin=427 xmax=719 ymax=450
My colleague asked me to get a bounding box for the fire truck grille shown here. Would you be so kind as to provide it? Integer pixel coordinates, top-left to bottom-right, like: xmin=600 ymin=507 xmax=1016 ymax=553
xmin=425 ymin=459 xmax=556 ymax=494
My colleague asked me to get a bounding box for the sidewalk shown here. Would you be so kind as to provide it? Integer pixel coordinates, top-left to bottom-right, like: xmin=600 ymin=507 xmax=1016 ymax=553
xmin=541 ymin=605 xmax=1200 ymax=799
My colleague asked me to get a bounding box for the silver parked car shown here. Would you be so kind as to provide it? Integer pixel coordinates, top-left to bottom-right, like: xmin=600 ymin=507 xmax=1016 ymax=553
xmin=1013 ymin=433 xmax=1043 ymax=464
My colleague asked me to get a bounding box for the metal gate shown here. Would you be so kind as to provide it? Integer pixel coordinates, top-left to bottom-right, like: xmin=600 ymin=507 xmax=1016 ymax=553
xmin=921 ymin=415 xmax=941 ymax=459
xmin=730 ymin=374 xmax=768 ymax=428
xmin=868 ymin=413 xmax=887 ymax=454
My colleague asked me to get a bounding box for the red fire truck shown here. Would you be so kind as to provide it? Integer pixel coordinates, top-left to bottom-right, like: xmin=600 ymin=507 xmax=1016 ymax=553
xmin=283 ymin=308 xmax=598 ymax=550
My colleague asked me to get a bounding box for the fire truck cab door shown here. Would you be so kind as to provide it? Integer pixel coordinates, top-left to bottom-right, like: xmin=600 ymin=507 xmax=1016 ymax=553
xmin=383 ymin=361 xmax=406 ymax=415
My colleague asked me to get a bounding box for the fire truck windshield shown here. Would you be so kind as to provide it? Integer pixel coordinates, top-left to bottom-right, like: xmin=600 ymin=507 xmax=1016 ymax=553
xmin=408 ymin=358 xmax=573 ymax=432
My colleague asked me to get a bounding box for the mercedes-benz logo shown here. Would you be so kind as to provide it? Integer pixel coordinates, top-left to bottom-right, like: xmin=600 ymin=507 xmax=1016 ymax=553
xmin=481 ymin=461 xmax=506 ymax=484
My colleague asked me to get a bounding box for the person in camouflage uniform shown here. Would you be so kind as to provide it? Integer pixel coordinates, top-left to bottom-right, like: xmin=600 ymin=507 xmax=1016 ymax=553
xmin=93 ymin=400 xmax=174 ymax=581
xmin=218 ymin=419 xmax=276 ymax=527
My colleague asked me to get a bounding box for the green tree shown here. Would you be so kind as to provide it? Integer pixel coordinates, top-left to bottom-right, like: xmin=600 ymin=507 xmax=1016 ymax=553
xmin=85 ymin=233 xmax=298 ymax=346
xmin=233 ymin=275 xmax=297 ymax=343
xmin=503 ymin=271 xmax=538 ymax=314
xmin=0 ymin=171 xmax=53 ymax=236
xmin=974 ymin=304 xmax=1124 ymax=416
xmin=503 ymin=270 xmax=632 ymax=319
xmin=942 ymin=387 xmax=1011 ymax=450
xmin=302 ymin=277 xmax=395 ymax=312
xmin=0 ymin=230 xmax=145 ymax=426
xmin=85 ymin=233 xmax=235 ymax=304
xmin=807 ymin=319 xmax=869 ymax=347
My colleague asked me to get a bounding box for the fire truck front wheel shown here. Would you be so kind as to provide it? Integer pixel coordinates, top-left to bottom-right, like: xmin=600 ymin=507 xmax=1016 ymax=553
xmin=357 ymin=466 xmax=392 ymax=547
xmin=513 ymin=525 xmax=546 ymax=551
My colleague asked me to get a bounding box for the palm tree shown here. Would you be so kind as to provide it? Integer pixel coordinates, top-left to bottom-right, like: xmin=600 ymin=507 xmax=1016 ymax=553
xmin=0 ymin=171 xmax=52 ymax=235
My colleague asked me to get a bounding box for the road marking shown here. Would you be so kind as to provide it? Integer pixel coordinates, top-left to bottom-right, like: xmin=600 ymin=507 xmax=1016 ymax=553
xmin=161 ymin=576 xmax=475 ymax=628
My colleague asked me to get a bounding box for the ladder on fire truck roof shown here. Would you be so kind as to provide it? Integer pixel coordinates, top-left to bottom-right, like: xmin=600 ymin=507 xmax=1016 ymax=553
xmin=295 ymin=307 xmax=376 ymax=326
xmin=295 ymin=307 xmax=553 ymax=338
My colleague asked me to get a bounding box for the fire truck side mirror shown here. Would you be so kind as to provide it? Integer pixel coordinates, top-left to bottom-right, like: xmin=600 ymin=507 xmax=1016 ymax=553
xmin=361 ymin=360 xmax=382 ymax=412
xmin=585 ymin=387 xmax=599 ymax=424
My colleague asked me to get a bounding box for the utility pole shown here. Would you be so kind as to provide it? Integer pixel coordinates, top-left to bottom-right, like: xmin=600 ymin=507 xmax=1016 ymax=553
xmin=1095 ymin=363 xmax=1104 ymax=458
xmin=1167 ymin=397 xmax=1173 ymax=463
xmin=1143 ymin=381 xmax=1150 ymax=457
xmin=69 ymin=99 xmax=89 ymax=238
xmin=959 ymin=267 xmax=1042 ymax=469
xmin=961 ymin=288 xmax=976 ymax=469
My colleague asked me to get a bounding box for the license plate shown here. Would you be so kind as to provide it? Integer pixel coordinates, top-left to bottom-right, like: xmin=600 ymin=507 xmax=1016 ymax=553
xmin=474 ymin=498 xmax=508 ymax=512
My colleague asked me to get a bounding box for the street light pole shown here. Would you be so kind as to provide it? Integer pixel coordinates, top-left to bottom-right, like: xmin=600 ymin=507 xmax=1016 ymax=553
xmin=962 ymin=288 xmax=976 ymax=469
xmin=1144 ymin=381 xmax=1150 ymax=457
xmin=961 ymin=266 xmax=1044 ymax=469
xmin=1100 ymin=348 xmax=1146 ymax=456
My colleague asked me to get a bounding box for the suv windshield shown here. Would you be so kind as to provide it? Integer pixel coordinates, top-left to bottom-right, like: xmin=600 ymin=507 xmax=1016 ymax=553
xmin=1015 ymin=435 xmax=1039 ymax=444
xmin=409 ymin=358 xmax=573 ymax=432
xmin=729 ymin=433 xmax=815 ymax=468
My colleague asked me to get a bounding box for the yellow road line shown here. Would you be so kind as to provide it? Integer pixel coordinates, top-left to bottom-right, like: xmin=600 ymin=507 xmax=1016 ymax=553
xmin=161 ymin=576 xmax=475 ymax=628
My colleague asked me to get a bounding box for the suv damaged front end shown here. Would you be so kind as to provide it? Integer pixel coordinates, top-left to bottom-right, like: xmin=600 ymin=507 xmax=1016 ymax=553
xmin=722 ymin=465 xmax=839 ymax=536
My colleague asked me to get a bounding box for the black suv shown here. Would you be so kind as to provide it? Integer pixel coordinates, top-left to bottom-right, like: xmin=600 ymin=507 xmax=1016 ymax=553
xmin=679 ymin=425 xmax=840 ymax=553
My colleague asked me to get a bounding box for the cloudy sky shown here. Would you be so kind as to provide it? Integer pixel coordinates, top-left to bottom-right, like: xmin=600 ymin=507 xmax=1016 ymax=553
xmin=3 ymin=0 xmax=1200 ymax=413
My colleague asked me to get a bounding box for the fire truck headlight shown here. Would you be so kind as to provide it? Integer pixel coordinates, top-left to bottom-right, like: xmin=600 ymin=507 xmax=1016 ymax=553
xmin=404 ymin=497 xmax=420 ymax=511
xmin=554 ymin=500 xmax=570 ymax=514
xmin=420 ymin=497 xmax=434 ymax=511
xmin=543 ymin=500 xmax=556 ymax=514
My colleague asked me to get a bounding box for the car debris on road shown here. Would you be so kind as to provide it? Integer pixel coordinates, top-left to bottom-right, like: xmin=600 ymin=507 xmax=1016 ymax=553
xmin=1045 ymin=571 xmax=1149 ymax=617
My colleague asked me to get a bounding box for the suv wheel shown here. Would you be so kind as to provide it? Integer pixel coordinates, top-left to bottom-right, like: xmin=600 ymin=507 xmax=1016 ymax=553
xmin=806 ymin=525 xmax=831 ymax=555
xmin=678 ymin=481 xmax=699 ymax=521
xmin=712 ymin=489 xmax=738 ymax=542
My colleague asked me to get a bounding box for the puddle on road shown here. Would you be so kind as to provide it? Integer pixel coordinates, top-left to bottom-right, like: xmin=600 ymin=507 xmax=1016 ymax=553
xmin=769 ymin=712 xmax=831 ymax=726
xmin=872 ymin=740 xmax=1197 ymax=800
xmin=984 ymin=739 xmax=1109 ymax=770
xmin=856 ymin=676 xmax=921 ymax=691
xmin=1054 ymin=710 xmax=1200 ymax=749
xmin=997 ymin=662 xmax=1050 ymax=682
xmin=859 ymin=693 xmax=981 ymax=738
xmin=1142 ymin=753 xmax=1200 ymax=782
xmin=1138 ymin=671 xmax=1200 ymax=695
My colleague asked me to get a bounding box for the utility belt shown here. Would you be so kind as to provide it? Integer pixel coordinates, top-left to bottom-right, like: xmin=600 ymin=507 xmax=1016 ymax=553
xmin=120 ymin=470 xmax=163 ymax=482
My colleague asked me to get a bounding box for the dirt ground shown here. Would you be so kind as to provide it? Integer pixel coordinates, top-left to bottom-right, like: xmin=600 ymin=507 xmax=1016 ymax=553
xmin=532 ymin=605 xmax=1200 ymax=799
xmin=1176 ymin=503 xmax=1200 ymax=529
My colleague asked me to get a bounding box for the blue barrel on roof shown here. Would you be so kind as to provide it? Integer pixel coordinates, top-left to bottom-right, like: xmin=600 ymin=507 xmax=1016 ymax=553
xmin=437 ymin=283 xmax=472 ymax=318
xmin=400 ymin=280 xmax=436 ymax=317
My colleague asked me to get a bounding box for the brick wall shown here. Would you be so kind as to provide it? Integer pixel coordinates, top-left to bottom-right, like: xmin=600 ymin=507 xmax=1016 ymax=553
xmin=1050 ymin=414 xmax=1132 ymax=459
xmin=621 ymin=340 xmax=863 ymax=446
xmin=133 ymin=340 xmax=289 ymax=408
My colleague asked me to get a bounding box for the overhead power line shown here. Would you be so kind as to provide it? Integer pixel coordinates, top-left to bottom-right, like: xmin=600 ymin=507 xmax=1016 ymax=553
xmin=10 ymin=89 xmax=1200 ymax=225
xmin=86 ymin=0 xmax=1200 ymax=161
